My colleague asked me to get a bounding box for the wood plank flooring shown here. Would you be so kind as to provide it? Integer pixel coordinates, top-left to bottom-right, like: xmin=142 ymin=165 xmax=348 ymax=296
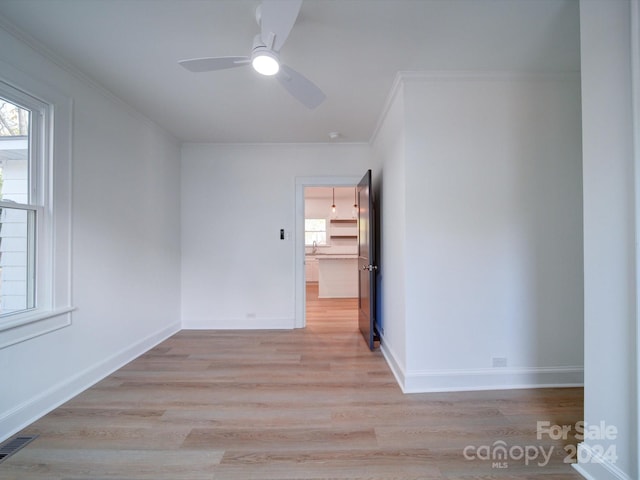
xmin=2 ymin=283 xmax=584 ymax=479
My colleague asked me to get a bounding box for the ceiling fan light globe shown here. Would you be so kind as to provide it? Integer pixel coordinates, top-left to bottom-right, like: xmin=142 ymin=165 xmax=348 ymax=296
xmin=252 ymin=53 xmax=279 ymax=76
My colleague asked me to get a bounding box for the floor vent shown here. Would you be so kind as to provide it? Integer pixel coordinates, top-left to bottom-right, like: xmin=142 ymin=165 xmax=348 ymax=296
xmin=0 ymin=435 xmax=38 ymax=464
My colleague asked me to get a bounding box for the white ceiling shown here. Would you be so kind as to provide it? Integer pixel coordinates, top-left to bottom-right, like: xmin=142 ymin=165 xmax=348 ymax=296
xmin=0 ymin=0 xmax=580 ymax=144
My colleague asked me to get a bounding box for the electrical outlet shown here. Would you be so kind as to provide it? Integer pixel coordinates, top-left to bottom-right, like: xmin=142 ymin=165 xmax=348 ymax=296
xmin=492 ymin=357 xmax=508 ymax=368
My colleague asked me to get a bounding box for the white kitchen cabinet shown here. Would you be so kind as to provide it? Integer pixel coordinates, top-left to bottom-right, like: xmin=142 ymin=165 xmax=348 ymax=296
xmin=305 ymin=256 xmax=319 ymax=282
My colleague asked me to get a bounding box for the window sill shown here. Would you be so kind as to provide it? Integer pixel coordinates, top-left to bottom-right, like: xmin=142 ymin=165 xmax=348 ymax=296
xmin=0 ymin=307 xmax=75 ymax=349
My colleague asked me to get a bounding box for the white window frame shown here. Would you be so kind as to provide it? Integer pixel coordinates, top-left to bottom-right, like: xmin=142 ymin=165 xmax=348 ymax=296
xmin=0 ymin=61 xmax=73 ymax=349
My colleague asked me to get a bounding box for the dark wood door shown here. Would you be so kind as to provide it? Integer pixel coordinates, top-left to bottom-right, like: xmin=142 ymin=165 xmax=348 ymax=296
xmin=357 ymin=170 xmax=378 ymax=350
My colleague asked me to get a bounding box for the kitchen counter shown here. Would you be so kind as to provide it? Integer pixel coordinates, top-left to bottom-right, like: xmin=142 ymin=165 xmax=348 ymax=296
xmin=316 ymin=255 xmax=358 ymax=298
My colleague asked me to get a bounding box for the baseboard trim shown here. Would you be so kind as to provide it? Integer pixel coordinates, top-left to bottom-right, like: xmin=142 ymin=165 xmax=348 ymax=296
xmin=0 ymin=321 xmax=180 ymax=443
xmin=379 ymin=334 xmax=406 ymax=391
xmin=378 ymin=340 xmax=583 ymax=394
xmin=182 ymin=317 xmax=295 ymax=330
xmin=403 ymin=366 xmax=583 ymax=393
xmin=572 ymin=444 xmax=633 ymax=480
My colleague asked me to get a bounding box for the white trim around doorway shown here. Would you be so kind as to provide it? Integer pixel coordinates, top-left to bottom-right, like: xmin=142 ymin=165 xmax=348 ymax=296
xmin=294 ymin=175 xmax=362 ymax=328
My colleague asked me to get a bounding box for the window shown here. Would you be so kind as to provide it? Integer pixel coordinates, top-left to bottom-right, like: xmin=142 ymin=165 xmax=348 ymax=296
xmin=0 ymin=68 xmax=72 ymax=348
xmin=0 ymin=96 xmax=38 ymax=316
xmin=305 ymin=218 xmax=327 ymax=246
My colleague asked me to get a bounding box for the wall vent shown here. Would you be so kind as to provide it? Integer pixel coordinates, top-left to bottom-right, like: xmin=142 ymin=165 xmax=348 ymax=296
xmin=0 ymin=435 xmax=38 ymax=464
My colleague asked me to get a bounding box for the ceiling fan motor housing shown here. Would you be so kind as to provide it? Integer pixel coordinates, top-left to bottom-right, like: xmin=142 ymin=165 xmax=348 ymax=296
xmin=251 ymin=34 xmax=280 ymax=75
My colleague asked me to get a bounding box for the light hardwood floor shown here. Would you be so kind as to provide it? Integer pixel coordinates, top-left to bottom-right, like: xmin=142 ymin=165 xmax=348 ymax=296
xmin=2 ymin=283 xmax=584 ymax=479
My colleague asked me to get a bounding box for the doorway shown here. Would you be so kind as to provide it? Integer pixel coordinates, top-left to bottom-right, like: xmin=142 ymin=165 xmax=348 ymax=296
xmin=303 ymin=186 xmax=359 ymax=331
xmin=294 ymin=176 xmax=361 ymax=329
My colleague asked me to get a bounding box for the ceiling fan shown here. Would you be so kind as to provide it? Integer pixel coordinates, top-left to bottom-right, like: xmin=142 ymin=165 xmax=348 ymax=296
xmin=178 ymin=0 xmax=325 ymax=109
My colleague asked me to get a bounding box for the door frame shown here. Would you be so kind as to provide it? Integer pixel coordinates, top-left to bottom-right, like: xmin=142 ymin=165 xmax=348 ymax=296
xmin=295 ymin=175 xmax=362 ymax=328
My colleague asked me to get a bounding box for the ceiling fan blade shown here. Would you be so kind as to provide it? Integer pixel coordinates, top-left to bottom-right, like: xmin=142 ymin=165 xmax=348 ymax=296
xmin=276 ymin=64 xmax=325 ymax=109
xmin=260 ymin=0 xmax=302 ymax=51
xmin=179 ymin=56 xmax=250 ymax=73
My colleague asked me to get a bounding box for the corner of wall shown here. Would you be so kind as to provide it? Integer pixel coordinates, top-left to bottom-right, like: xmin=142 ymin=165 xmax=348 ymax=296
xmin=0 ymin=322 xmax=180 ymax=443
xmin=369 ymin=72 xmax=406 ymax=146
xmin=380 ymin=333 xmax=407 ymax=392
xmin=573 ymin=444 xmax=634 ymax=480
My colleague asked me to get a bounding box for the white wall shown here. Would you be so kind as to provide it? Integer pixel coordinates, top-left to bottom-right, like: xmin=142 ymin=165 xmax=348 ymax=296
xmin=371 ymin=81 xmax=407 ymax=381
xmin=372 ymin=72 xmax=584 ymax=392
xmin=180 ymin=143 xmax=370 ymax=329
xmin=0 ymin=25 xmax=181 ymax=440
xmin=577 ymin=1 xmax=638 ymax=479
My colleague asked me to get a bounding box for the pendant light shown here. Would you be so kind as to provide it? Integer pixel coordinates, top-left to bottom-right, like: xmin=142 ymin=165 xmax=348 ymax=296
xmin=352 ymin=187 xmax=358 ymax=218
xmin=331 ymin=188 xmax=337 ymax=215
